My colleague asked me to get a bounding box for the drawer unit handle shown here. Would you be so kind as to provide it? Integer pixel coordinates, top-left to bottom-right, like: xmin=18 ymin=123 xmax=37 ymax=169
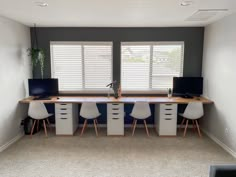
xmin=112 ymin=113 xmax=119 ymax=115
xmin=112 ymin=108 xmax=119 ymax=110
xmin=60 ymin=113 xmax=67 ymax=115
xmin=112 ymin=118 xmax=119 ymax=120
xmin=60 ymin=108 xmax=67 ymax=110
xmin=165 ymin=113 xmax=172 ymax=115
xmin=165 ymin=118 xmax=172 ymax=120
xmin=165 ymin=109 xmax=172 ymax=110
xmin=60 ymin=118 xmax=68 ymax=120
xmin=60 ymin=103 xmax=67 ymax=105
xmin=112 ymin=103 xmax=119 ymax=105
xmin=165 ymin=104 xmax=172 ymax=106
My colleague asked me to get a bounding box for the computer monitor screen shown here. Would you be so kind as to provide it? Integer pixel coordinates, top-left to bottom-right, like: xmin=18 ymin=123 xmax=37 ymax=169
xmin=28 ymin=79 xmax=59 ymax=96
xmin=173 ymin=77 xmax=203 ymax=96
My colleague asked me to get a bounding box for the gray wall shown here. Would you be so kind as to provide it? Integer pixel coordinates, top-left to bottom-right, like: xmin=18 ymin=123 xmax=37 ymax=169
xmin=31 ymin=27 xmax=204 ymax=82
xmin=0 ymin=16 xmax=31 ymax=150
xmin=202 ymin=13 xmax=236 ymax=156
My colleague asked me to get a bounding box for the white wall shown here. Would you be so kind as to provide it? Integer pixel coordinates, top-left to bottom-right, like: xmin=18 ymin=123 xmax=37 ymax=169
xmin=0 ymin=16 xmax=31 ymax=150
xmin=202 ymin=13 xmax=236 ymax=155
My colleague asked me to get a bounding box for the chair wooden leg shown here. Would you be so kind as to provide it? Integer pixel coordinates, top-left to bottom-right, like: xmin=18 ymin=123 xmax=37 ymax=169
xmin=46 ymin=118 xmax=51 ymax=131
xmin=192 ymin=120 xmax=196 ymax=132
xmin=132 ymin=120 xmax=137 ymax=136
xmin=179 ymin=118 xmax=186 ymax=132
xmin=30 ymin=120 xmax=36 ymax=138
xmin=95 ymin=119 xmax=99 ymax=130
xmin=43 ymin=120 xmax=47 ymax=137
xmin=37 ymin=120 xmax=39 ymax=132
xmin=93 ymin=119 xmax=98 ymax=137
xmin=80 ymin=119 xmax=87 ymax=136
xmin=183 ymin=119 xmax=189 ymax=137
xmin=143 ymin=120 xmax=150 ymax=137
xmin=195 ymin=120 xmax=202 ymax=137
xmin=131 ymin=119 xmax=135 ymax=130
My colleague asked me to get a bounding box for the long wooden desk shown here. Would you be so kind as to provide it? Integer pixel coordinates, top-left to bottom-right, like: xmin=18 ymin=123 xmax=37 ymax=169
xmin=20 ymin=96 xmax=213 ymax=136
xmin=20 ymin=96 xmax=213 ymax=104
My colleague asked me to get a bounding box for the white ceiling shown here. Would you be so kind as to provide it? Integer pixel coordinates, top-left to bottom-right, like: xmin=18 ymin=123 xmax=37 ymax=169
xmin=0 ymin=0 xmax=236 ymax=27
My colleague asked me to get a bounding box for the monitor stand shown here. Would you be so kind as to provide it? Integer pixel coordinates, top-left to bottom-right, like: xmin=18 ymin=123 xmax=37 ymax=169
xmin=33 ymin=95 xmax=51 ymax=100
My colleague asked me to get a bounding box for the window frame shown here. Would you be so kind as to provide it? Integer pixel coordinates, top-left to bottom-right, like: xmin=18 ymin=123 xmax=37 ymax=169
xmin=50 ymin=41 xmax=113 ymax=94
xmin=120 ymin=41 xmax=185 ymax=94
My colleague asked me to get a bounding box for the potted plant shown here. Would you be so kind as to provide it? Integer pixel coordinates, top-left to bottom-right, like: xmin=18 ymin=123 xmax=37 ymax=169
xmin=27 ymin=48 xmax=45 ymax=79
xmin=27 ymin=24 xmax=45 ymax=79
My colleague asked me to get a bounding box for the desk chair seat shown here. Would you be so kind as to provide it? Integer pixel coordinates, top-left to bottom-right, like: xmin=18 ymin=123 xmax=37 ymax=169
xmin=28 ymin=102 xmax=52 ymax=137
xmin=179 ymin=102 xmax=204 ymax=137
xmin=80 ymin=102 xmax=101 ymax=136
xmin=130 ymin=102 xmax=151 ymax=136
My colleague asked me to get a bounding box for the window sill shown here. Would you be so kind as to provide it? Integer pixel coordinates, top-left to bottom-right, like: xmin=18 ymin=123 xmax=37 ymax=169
xmin=59 ymin=89 xmax=168 ymax=95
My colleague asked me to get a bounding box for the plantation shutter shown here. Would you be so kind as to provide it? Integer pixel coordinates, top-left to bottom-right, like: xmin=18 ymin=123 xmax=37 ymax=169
xmin=51 ymin=42 xmax=112 ymax=92
xmin=121 ymin=42 xmax=184 ymax=90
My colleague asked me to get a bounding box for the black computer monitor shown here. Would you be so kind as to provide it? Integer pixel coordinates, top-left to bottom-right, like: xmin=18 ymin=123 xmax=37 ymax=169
xmin=28 ymin=79 xmax=59 ymax=97
xmin=172 ymin=77 xmax=203 ymax=97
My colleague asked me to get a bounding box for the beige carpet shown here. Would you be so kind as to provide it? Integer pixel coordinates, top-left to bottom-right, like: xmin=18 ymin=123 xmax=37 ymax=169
xmin=0 ymin=128 xmax=235 ymax=177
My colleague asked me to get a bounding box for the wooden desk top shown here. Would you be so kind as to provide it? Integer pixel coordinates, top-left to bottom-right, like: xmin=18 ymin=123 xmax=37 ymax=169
xmin=19 ymin=96 xmax=213 ymax=104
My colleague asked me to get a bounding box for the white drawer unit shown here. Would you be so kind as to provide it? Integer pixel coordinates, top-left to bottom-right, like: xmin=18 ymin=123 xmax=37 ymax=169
xmin=55 ymin=103 xmax=78 ymax=135
xmin=155 ymin=103 xmax=177 ymax=136
xmin=107 ymin=103 xmax=124 ymax=136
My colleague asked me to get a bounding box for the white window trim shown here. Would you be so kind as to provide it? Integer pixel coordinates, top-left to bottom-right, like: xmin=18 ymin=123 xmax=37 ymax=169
xmin=120 ymin=41 xmax=185 ymax=94
xmin=50 ymin=41 xmax=113 ymax=94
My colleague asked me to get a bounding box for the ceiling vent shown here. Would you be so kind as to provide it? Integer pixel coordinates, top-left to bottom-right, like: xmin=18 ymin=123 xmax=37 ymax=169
xmin=186 ymin=9 xmax=228 ymax=21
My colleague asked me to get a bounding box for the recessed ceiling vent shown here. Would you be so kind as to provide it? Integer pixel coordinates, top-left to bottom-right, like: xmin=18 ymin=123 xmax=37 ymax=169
xmin=186 ymin=9 xmax=228 ymax=21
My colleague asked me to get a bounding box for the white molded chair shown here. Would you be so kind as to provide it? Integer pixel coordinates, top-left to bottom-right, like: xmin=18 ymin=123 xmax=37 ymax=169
xmin=28 ymin=102 xmax=52 ymax=137
xmin=179 ymin=102 xmax=204 ymax=137
xmin=130 ymin=102 xmax=151 ymax=136
xmin=80 ymin=102 xmax=101 ymax=136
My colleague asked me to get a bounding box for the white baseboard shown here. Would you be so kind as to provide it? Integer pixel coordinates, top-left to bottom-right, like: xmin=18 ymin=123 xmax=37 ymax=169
xmin=202 ymin=129 xmax=236 ymax=158
xmin=0 ymin=132 xmax=24 ymax=153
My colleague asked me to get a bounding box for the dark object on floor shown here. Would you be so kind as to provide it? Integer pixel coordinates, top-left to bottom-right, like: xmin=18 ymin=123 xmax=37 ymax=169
xmin=21 ymin=117 xmax=40 ymax=135
xmin=210 ymin=165 xmax=236 ymax=177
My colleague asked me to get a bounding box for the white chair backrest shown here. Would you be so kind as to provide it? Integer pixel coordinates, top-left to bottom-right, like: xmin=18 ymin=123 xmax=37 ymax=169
xmin=131 ymin=101 xmax=151 ymax=119
xmin=183 ymin=102 xmax=204 ymax=120
xmin=28 ymin=102 xmax=49 ymax=120
xmin=80 ymin=102 xmax=100 ymax=119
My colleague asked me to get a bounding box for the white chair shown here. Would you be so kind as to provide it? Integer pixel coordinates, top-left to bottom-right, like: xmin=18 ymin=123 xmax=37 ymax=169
xmin=28 ymin=102 xmax=52 ymax=137
xmin=130 ymin=102 xmax=151 ymax=136
xmin=179 ymin=102 xmax=204 ymax=137
xmin=80 ymin=102 xmax=101 ymax=136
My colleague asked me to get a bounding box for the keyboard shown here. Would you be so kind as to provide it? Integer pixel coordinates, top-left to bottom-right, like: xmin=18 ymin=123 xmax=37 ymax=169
xmin=33 ymin=97 xmax=51 ymax=100
xmin=181 ymin=95 xmax=193 ymax=99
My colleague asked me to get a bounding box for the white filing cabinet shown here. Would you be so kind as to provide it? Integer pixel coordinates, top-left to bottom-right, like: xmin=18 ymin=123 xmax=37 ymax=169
xmin=55 ymin=103 xmax=78 ymax=135
xmin=155 ymin=103 xmax=177 ymax=136
xmin=107 ymin=103 xmax=124 ymax=136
